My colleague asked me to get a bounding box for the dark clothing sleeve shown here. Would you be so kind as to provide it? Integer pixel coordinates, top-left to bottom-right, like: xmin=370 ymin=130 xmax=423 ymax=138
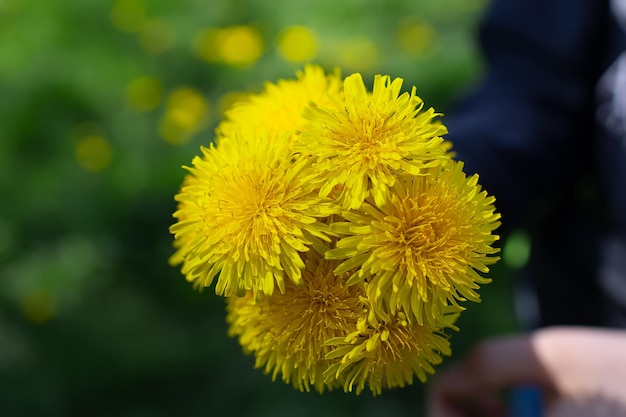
xmin=445 ymin=0 xmax=626 ymax=328
xmin=447 ymin=0 xmax=610 ymax=230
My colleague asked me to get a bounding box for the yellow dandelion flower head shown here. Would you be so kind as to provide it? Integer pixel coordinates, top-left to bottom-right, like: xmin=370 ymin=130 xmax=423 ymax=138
xmin=170 ymin=65 xmax=503 ymax=395
xmin=169 ymin=133 xmax=339 ymax=298
xmin=324 ymin=304 xmax=456 ymax=396
xmin=297 ymin=72 xmax=450 ymax=210
xmin=217 ymin=64 xmax=343 ymax=144
xmin=226 ymin=250 xmax=366 ymax=393
xmin=327 ymin=160 xmax=501 ymax=325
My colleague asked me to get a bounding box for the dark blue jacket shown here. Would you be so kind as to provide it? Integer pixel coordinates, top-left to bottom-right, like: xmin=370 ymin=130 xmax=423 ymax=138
xmin=448 ymin=0 xmax=626 ymax=327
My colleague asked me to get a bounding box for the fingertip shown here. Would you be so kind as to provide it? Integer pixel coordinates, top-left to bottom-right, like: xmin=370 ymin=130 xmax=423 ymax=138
xmin=465 ymin=333 xmax=548 ymax=389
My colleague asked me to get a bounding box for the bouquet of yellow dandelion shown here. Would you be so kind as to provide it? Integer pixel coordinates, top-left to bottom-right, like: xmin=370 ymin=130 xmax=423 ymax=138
xmin=170 ymin=65 xmax=501 ymax=395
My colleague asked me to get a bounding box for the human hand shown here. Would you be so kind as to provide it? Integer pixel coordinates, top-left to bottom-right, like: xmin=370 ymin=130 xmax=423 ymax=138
xmin=427 ymin=326 xmax=626 ymax=417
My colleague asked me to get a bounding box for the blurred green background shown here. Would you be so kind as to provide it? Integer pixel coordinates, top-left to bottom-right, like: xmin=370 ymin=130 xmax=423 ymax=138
xmin=0 ymin=0 xmax=523 ymax=415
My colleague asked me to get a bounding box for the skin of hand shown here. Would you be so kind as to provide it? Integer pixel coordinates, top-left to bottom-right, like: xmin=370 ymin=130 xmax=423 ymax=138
xmin=427 ymin=326 xmax=626 ymax=417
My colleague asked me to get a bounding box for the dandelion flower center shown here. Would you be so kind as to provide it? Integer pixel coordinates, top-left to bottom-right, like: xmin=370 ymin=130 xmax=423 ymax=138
xmin=385 ymin=194 xmax=460 ymax=272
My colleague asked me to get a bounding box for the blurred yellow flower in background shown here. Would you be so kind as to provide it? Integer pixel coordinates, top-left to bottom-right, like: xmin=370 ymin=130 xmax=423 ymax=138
xmin=159 ymin=87 xmax=209 ymax=145
xmin=277 ymin=25 xmax=318 ymax=63
xmin=194 ymin=25 xmax=264 ymax=66
xmin=110 ymin=0 xmax=147 ymax=33
xmin=216 ymin=25 xmax=264 ymax=67
xmin=125 ymin=75 xmax=163 ymax=111
xmin=395 ymin=19 xmax=436 ymax=56
xmin=193 ymin=25 xmax=265 ymax=67
xmin=139 ymin=18 xmax=176 ymax=54
xmin=21 ymin=291 xmax=57 ymax=324
xmin=333 ymin=37 xmax=380 ymax=72
xmin=75 ymin=135 xmax=113 ymax=172
xmin=194 ymin=27 xmax=220 ymax=63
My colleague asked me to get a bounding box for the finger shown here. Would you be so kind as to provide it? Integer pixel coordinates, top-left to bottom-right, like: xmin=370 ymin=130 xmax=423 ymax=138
xmin=428 ymin=364 xmax=507 ymax=417
xmin=532 ymin=326 xmax=626 ymax=401
xmin=429 ymin=391 xmax=506 ymax=417
xmin=428 ymin=333 xmax=553 ymax=417
xmin=428 ymin=366 xmax=468 ymax=417
xmin=462 ymin=333 xmax=553 ymax=390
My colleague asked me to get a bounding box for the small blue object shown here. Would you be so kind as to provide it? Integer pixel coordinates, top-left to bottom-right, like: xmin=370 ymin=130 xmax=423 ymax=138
xmin=510 ymin=385 xmax=542 ymax=417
